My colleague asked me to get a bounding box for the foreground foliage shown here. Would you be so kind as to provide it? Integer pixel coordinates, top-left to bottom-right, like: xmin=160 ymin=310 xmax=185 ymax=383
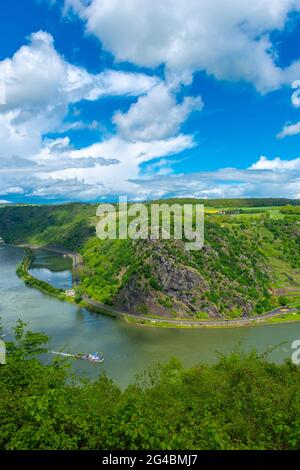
xmin=0 ymin=322 xmax=300 ymax=450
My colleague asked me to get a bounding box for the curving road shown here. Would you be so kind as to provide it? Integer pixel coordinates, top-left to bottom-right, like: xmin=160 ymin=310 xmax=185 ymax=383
xmin=82 ymin=296 xmax=298 ymax=328
xmin=17 ymin=244 xmax=299 ymax=328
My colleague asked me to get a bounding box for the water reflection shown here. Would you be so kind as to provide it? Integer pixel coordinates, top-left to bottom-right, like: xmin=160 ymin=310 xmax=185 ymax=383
xmin=29 ymin=249 xmax=73 ymax=290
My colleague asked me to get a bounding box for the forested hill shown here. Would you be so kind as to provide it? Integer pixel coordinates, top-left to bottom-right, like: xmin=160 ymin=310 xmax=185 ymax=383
xmin=1 ymin=200 xmax=300 ymax=320
xmin=0 ymin=198 xmax=299 ymax=248
xmin=0 ymin=203 xmax=96 ymax=251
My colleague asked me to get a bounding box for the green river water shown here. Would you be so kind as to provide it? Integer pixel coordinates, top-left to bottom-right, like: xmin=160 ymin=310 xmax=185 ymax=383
xmin=1 ymin=244 xmax=300 ymax=387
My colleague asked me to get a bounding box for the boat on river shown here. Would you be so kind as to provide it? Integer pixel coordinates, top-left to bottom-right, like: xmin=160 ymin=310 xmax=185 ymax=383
xmin=76 ymin=352 xmax=104 ymax=363
xmin=50 ymin=350 xmax=104 ymax=363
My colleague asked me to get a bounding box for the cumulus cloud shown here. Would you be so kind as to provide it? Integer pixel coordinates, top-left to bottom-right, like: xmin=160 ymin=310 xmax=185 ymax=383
xmin=249 ymin=155 xmax=300 ymax=171
xmin=0 ymin=30 xmax=159 ymax=162
xmin=0 ymin=29 xmax=174 ymax=200
xmin=0 ymin=29 xmax=202 ymax=202
xmin=0 ymin=31 xmax=158 ymax=111
xmin=113 ymin=83 xmax=203 ymax=142
xmin=66 ymin=0 xmax=300 ymax=92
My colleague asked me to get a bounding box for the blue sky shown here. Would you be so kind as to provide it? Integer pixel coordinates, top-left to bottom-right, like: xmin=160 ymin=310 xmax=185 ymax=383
xmin=1 ymin=0 xmax=300 ymax=202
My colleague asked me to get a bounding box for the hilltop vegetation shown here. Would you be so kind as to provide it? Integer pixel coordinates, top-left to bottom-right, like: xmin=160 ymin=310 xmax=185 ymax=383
xmin=1 ymin=321 xmax=300 ymax=450
xmin=1 ymin=200 xmax=300 ymax=319
xmin=154 ymin=197 xmax=300 ymax=208
xmin=0 ymin=203 xmax=96 ymax=251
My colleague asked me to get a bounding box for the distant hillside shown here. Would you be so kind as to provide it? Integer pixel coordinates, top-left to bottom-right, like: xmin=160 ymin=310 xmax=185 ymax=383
xmin=1 ymin=202 xmax=300 ymax=320
xmin=154 ymin=198 xmax=300 ymax=208
xmin=0 ymin=203 xmax=96 ymax=251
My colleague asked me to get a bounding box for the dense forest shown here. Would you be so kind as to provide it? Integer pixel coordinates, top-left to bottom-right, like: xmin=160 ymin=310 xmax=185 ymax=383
xmin=154 ymin=197 xmax=300 ymax=208
xmin=0 ymin=203 xmax=96 ymax=251
xmin=0 ymin=321 xmax=300 ymax=450
xmin=1 ymin=201 xmax=300 ymax=319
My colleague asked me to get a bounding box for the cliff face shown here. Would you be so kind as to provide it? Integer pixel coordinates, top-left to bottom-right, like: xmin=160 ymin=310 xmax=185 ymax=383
xmin=115 ymin=239 xmax=210 ymax=318
xmin=114 ymin=237 xmax=265 ymax=319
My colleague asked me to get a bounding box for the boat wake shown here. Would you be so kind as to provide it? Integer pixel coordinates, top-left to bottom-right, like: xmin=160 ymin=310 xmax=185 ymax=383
xmin=50 ymin=350 xmax=104 ymax=363
xmin=50 ymin=351 xmax=75 ymax=358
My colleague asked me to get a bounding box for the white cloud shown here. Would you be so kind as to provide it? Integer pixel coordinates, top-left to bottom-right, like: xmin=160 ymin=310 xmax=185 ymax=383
xmin=0 ymin=31 xmax=158 ymax=112
xmin=113 ymin=83 xmax=203 ymax=142
xmin=0 ymin=186 xmax=24 ymax=195
xmin=130 ymin=163 xmax=300 ymax=200
xmin=38 ymin=134 xmax=196 ymax=196
xmin=32 ymin=149 xmax=300 ymax=201
xmin=0 ymin=29 xmax=202 ymax=202
xmin=2 ymin=146 xmax=300 ymax=201
xmin=249 ymin=155 xmax=300 ymax=171
xmin=0 ymin=31 xmax=159 ymax=162
xmin=277 ymin=121 xmax=300 ymax=139
xmin=3 ymin=12 xmax=300 ymax=202
xmin=66 ymin=0 xmax=300 ymax=92
xmin=0 ymin=79 xmax=6 ymax=104
xmin=292 ymin=80 xmax=300 ymax=107
xmin=277 ymin=81 xmax=300 ymax=139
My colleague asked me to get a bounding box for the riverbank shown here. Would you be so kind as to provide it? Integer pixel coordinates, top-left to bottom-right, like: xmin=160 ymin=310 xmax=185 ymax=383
xmin=14 ymin=245 xmax=300 ymax=329
xmin=16 ymin=249 xmax=68 ymax=302
xmin=124 ymin=311 xmax=300 ymax=328
xmin=16 ymin=247 xmax=118 ymax=314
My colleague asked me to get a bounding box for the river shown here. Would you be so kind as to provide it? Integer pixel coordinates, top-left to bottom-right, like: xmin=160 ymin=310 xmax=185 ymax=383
xmin=1 ymin=244 xmax=300 ymax=387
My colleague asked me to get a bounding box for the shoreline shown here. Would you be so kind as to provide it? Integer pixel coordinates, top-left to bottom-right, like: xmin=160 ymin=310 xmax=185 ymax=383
xmin=16 ymin=243 xmax=84 ymax=269
xmin=13 ymin=244 xmax=300 ymax=330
